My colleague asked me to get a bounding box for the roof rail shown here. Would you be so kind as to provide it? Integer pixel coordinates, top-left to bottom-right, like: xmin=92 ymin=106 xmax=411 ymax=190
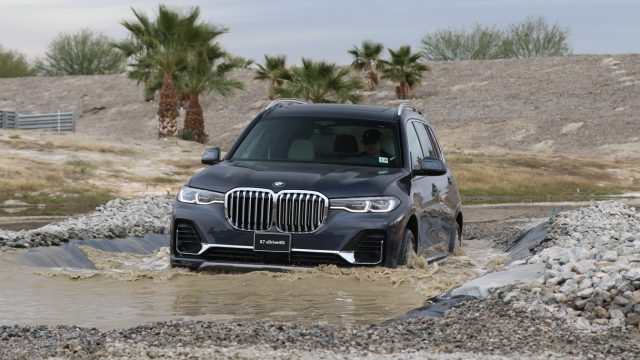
xmin=265 ymin=98 xmax=309 ymax=110
xmin=397 ymin=103 xmax=422 ymax=116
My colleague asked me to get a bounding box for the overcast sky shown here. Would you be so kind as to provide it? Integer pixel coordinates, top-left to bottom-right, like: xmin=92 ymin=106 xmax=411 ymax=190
xmin=1 ymin=0 xmax=638 ymax=64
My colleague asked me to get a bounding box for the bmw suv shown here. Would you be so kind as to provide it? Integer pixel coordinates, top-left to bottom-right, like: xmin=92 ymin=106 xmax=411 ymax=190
xmin=171 ymin=100 xmax=463 ymax=271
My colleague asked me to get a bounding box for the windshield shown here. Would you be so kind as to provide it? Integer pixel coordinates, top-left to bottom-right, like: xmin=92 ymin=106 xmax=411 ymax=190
xmin=230 ymin=117 xmax=402 ymax=168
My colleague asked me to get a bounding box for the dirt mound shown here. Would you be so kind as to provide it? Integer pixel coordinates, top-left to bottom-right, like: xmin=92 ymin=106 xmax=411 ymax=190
xmin=1 ymin=54 xmax=639 ymax=156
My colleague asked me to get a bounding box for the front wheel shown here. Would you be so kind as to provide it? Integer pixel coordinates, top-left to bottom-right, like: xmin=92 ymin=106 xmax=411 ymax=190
xmin=449 ymin=222 xmax=463 ymax=255
xmin=398 ymin=228 xmax=416 ymax=266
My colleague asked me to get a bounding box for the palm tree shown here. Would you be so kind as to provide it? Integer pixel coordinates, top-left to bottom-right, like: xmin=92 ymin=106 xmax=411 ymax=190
xmin=273 ymin=58 xmax=363 ymax=104
xmin=348 ymin=40 xmax=384 ymax=91
xmin=113 ymin=36 xmax=161 ymax=101
xmin=381 ymin=45 xmax=430 ymax=99
xmin=177 ymin=44 xmax=244 ymax=143
xmin=117 ymin=5 xmax=216 ymax=137
xmin=254 ymin=54 xmax=290 ymax=99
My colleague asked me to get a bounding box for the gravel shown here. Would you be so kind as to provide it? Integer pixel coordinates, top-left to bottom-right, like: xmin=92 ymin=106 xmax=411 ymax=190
xmin=1 ymin=297 xmax=638 ymax=359
xmin=463 ymin=218 xmax=546 ymax=250
xmin=497 ymin=201 xmax=640 ymax=329
xmin=0 ymin=197 xmax=173 ymax=250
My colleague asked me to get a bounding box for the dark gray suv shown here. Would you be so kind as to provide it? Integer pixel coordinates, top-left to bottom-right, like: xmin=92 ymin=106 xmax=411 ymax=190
xmin=171 ymin=100 xmax=463 ymax=271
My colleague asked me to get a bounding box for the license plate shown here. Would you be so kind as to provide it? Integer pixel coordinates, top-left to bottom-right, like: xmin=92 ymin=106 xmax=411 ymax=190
xmin=253 ymin=233 xmax=291 ymax=252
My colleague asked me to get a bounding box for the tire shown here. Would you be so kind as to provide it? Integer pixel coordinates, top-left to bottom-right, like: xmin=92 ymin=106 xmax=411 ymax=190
xmin=449 ymin=222 xmax=463 ymax=255
xmin=398 ymin=228 xmax=416 ymax=266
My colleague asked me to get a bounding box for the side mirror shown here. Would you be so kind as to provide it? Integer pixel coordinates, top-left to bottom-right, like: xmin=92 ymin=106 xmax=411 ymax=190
xmin=201 ymin=147 xmax=221 ymax=165
xmin=414 ymin=157 xmax=447 ymax=176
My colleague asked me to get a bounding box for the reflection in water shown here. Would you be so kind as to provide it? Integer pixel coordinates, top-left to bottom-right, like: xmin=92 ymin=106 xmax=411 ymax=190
xmin=0 ymin=237 xmax=508 ymax=330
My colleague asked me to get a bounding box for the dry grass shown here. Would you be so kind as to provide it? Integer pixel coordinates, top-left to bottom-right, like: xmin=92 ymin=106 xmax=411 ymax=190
xmin=448 ymin=153 xmax=640 ymax=203
xmin=0 ymin=136 xmax=137 ymax=155
xmin=0 ymin=156 xmax=113 ymax=211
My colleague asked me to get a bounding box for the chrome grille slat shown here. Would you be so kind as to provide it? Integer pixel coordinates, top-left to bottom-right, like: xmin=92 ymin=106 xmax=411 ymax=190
xmin=225 ymin=188 xmax=328 ymax=233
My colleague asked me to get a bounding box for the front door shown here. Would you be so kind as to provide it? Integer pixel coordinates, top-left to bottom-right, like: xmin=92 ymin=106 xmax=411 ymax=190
xmin=406 ymin=120 xmax=446 ymax=260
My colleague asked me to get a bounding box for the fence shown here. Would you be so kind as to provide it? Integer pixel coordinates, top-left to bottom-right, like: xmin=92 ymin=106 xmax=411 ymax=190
xmin=0 ymin=111 xmax=75 ymax=132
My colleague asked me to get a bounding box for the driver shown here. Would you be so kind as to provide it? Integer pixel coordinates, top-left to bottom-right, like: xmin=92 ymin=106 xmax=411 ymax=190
xmin=361 ymin=128 xmax=391 ymax=159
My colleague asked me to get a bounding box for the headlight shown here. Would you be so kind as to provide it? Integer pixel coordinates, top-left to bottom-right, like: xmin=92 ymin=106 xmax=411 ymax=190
xmin=330 ymin=196 xmax=400 ymax=213
xmin=178 ymin=186 xmax=224 ymax=205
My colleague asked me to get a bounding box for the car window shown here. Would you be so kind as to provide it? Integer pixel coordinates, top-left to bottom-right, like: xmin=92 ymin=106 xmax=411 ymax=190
xmin=413 ymin=121 xmax=438 ymax=159
xmin=406 ymin=122 xmax=424 ymax=171
xmin=425 ymin=124 xmax=444 ymax=161
xmin=230 ymin=117 xmax=402 ymax=168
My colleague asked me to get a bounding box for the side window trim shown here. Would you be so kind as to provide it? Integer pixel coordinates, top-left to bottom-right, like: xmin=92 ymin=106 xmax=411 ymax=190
xmin=425 ymin=124 xmax=445 ymax=163
xmin=405 ymin=120 xmax=425 ymax=171
xmin=410 ymin=119 xmax=437 ymax=159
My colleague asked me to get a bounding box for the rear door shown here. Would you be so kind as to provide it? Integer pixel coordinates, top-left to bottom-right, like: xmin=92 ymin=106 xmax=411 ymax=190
xmin=425 ymin=124 xmax=460 ymax=246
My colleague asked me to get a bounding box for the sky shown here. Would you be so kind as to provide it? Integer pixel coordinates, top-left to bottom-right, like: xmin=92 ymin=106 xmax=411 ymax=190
xmin=1 ymin=0 xmax=639 ymax=64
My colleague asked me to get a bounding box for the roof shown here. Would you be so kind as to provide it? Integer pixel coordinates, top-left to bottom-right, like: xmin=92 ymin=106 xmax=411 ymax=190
xmin=264 ymin=103 xmax=400 ymax=122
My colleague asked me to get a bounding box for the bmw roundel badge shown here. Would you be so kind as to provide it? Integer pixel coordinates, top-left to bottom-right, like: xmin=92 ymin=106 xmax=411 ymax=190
xmin=273 ymin=181 xmax=285 ymax=188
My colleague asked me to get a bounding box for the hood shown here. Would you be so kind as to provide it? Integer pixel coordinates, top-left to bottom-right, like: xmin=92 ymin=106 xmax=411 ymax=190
xmin=188 ymin=161 xmax=408 ymax=198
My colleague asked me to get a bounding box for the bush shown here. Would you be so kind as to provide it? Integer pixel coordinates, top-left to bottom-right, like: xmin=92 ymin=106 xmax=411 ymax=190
xmin=421 ymin=17 xmax=571 ymax=61
xmin=36 ymin=28 xmax=125 ymax=76
xmin=0 ymin=46 xmax=36 ymax=78
xmin=501 ymin=17 xmax=571 ymax=58
xmin=179 ymin=129 xmax=195 ymax=141
xmin=421 ymin=24 xmax=503 ymax=61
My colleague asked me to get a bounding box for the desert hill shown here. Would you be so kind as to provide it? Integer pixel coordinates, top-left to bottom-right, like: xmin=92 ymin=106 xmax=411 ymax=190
xmin=0 ymin=54 xmax=638 ymax=157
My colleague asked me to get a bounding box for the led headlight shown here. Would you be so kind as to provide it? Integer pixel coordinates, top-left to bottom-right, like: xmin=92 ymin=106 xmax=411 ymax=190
xmin=178 ymin=186 xmax=224 ymax=205
xmin=330 ymin=196 xmax=400 ymax=213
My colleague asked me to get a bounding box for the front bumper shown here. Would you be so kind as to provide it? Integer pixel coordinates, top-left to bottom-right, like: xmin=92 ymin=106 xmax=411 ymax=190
xmin=171 ymin=200 xmax=408 ymax=270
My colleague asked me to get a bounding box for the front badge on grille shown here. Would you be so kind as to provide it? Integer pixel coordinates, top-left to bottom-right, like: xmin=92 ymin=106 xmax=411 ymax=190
xmin=273 ymin=181 xmax=285 ymax=188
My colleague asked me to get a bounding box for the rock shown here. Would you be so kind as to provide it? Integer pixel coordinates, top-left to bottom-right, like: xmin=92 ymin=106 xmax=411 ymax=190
xmin=546 ymin=277 xmax=561 ymax=286
xmin=596 ymin=276 xmax=616 ymax=291
xmin=624 ymin=269 xmax=640 ymax=281
xmin=622 ymin=233 xmax=636 ymax=242
xmin=559 ymin=279 xmax=577 ymax=296
xmin=613 ymin=296 xmax=630 ymax=306
xmin=504 ymin=291 xmax=520 ymax=303
xmin=578 ymin=288 xmax=594 ymax=299
xmin=627 ymin=313 xmax=640 ymax=326
xmin=579 ymin=277 xmax=592 ymax=290
xmin=573 ymin=298 xmax=588 ymax=310
xmin=531 ymin=288 xmax=542 ymax=296
xmin=593 ymin=306 xmax=609 ymax=319
xmin=590 ymin=295 xmax=604 ymax=307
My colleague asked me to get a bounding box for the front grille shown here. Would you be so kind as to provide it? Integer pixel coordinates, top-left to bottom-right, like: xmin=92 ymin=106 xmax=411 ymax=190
xmin=276 ymin=191 xmax=328 ymax=233
xmin=225 ymin=188 xmax=328 ymax=233
xmin=176 ymin=222 xmax=202 ymax=254
xmin=225 ymin=188 xmax=273 ymax=231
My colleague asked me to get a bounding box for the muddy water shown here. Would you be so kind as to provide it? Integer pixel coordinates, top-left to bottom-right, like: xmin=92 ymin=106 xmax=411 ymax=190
xmin=0 ymin=236 xmax=508 ymax=330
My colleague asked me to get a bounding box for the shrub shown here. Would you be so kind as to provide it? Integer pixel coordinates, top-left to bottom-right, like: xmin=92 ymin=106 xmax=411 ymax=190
xmin=36 ymin=28 xmax=125 ymax=75
xmin=421 ymin=24 xmax=503 ymax=61
xmin=179 ymin=129 xmax=195 ymax=141
xmin=501 ymin=17 xmax=571 ymax=58
xmin=0 ymin=45 xmax=36 ymax=78
xmin=421 ymin=17 xmax=571 ymax=61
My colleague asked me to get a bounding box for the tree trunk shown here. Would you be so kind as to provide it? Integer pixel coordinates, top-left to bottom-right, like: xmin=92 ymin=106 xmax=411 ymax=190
xmin=158 ymin=72 xmax=179 ymax=137
xmin=396 ymin=81 xmax=410 ymax=99
xmin=364 ymin=63 xmax=378 ymax=91
xmin=268 ymin=79 xmax=283 ymax=100
xmin=184 ymin=93 xmax=208 ymax=144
